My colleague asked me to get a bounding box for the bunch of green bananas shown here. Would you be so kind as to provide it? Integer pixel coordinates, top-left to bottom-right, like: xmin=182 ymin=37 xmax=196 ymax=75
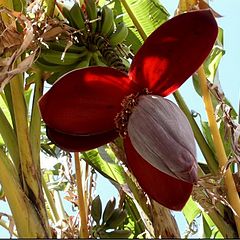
xmin=90 ymin=196 xmax=132 ymax=238
xmin=36 ymin=1 xmax=130 ymax=84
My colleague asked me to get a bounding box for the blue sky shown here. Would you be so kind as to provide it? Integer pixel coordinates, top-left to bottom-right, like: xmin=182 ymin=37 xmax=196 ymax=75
xmin=0 ymin=0 xmax=239 ymax=238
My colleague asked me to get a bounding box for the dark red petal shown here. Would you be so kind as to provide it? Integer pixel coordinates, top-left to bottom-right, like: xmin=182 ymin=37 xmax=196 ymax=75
xmin=124 ymin=136 xmax=193 ymax=210
xmin=46 ymin=126 xmax=117 ymax=152
xmin=129 ymin=10 xmax=218 ymax=96
xmin=39 ymin=66 xmax=137 ymax=135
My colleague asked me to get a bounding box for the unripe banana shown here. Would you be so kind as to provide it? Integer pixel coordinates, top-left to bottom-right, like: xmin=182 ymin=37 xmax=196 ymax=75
xmin=85 ymin=0 xmax=98 ymax=33
xmin=100 ymin=5 xmax=114 ymax=37
xmin=62 ymin=6 xmax=75 ymax=26
xmin=70 ymin=3 xmax=87 ymax=32
xmin=45 ymin=40 xmax=88 ymax=54
xmin=40 ymin=49 xmax=82 ymax=66
xmin=35 ymin=58 xmax=69 ymax=72
xmin=102 ymin=197 xmax=116 ymax=223
xmin=92 ymin=52 xmax=107 ymax=66
xmin=75 ymin=52 xmax=92 ymax=69
xmin=91 ymin=195 xmax=102 ymax=225
xmin=46 ymin=53 xmax=91 ymax=84
xmin=105 ymin=208 xmax=127 ymax=229
xmin=109 ymin=22 xmax=128 ymax=46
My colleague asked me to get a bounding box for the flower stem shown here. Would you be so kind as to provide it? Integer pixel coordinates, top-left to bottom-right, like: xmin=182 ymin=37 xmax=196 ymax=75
xmin=0 ymin=107 xmax=20 ymax=168
xmin=197 ymin=65 xmax=240 ymax=236
xmin=74 ymin=152 xmax=89 ymax=238
xmin=42 ymin=177 xmax=60 ymax=223
xmin=30 ymin=71 xmax=44 ymax=172
xmin=120 ymin=0 xmax=148 ymax=41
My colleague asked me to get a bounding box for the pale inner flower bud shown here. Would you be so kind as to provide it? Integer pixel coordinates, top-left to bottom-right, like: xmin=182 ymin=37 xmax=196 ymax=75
xmin=127 ymin=94 xmax=198 ymax=184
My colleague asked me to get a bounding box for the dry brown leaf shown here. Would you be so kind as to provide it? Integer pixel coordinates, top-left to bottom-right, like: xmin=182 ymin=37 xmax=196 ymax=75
xmin=198 ymin=0 xmax=222 ymax=18
xmin=176 ymin=0 xmax=222 ymax=18
xmin=0 ymin=7 xmax=37 ymax=91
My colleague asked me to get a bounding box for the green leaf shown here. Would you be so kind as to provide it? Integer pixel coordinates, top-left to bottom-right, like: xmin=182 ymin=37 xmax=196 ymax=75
xmin=91 ymin=195 xmax=102 ymax=225
xmin=0 ymin=95 xmax=13 ymax=146
xmin=202 ymin=212 xmax=223 ymax=238
xmin=201 ymin=121 xmax=215 ymax=152
xmin=219 ymin=120 xmax=232 ymax=157
xmin=182 ymin=197 xmax=201 ymax=225
xmin=124 ymin=195 xmax=146 ymax=238
xmin=82 ymin=147 xmax=126 ymax=185
xmin=202 ymin=214 xmax=212 ymax=238
xmin=204 ymin=27 xmax=225 ymax=83
xmin=112 ymin=0 xmax=169 ymax=53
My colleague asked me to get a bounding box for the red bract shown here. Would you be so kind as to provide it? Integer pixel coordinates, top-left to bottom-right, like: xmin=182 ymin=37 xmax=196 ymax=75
xmin=39 ymin=10 xmax=218 ymax=210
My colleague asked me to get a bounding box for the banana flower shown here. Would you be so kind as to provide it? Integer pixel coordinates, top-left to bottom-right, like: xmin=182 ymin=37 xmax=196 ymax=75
xmin=39 ymin=10 xmax=218 ymax=210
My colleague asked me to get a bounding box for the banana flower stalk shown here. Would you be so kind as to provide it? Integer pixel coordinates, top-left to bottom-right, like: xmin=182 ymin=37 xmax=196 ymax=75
xmin=39 ymin=10 xmax=218 ymax=210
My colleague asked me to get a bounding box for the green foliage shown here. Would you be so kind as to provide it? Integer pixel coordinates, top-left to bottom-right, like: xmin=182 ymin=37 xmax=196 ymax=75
xmin=90 ymin=195 xmax=132 ymax=238
xmin=81 ymin=148 xmax=126 ymax=185
xmin=111 ymin=0 xmax=169 ymax=53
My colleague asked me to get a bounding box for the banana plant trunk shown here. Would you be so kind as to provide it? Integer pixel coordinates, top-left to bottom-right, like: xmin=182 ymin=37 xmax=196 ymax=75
xmin=0 ymin=0 xmax=51 ymax=235
xmin=150 ymin=200 xmax=181 ymax=238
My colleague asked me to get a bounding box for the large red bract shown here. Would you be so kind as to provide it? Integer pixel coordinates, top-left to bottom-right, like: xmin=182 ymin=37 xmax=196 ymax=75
xmin=39 ymin=10 xmax=218 ymax=210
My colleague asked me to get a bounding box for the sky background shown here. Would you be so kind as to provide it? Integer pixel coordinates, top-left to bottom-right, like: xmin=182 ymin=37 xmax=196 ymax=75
xmin=0 ymin=0 xmax=240 ymax=238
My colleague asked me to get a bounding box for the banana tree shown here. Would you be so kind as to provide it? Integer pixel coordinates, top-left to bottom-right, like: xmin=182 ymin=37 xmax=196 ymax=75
xmin=0 ymin=0 xmax=239 ymax=238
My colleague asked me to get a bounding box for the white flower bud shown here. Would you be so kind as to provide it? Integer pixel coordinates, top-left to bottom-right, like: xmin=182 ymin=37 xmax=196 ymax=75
xmin=127 ymin=94 xmax=197 ymax=183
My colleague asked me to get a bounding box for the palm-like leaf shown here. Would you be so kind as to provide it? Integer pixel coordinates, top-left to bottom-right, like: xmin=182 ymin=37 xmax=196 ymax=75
xmin=112 ymin=0 xmax=169 ymax=53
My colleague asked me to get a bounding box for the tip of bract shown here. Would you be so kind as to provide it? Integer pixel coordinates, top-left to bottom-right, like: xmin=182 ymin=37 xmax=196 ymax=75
xmin=129 ymin=10 xmax=218 ymax=97
xmin=124 ymin=136 xmax=193 ymax=210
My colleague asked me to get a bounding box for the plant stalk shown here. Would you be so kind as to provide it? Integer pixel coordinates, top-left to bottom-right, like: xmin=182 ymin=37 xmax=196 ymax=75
xmin=74 ymin=152 xmax=89 ymax=238
xmin=30 ymin=71 xmax=44 ymax=173
xmin=0 ymin=149 xmax=46 ymax=237
xmin=173 ymin=91 xmax=218 ymax=174
xmin=10 ymin=75 xmax=51 ymax=237
xmin=197 ymin=65 xmax=240 ymax=236
xmin=42 ymin=177 xmax=60 ymax=223
xmin=0 ymin=107 xmax=20 ymax=168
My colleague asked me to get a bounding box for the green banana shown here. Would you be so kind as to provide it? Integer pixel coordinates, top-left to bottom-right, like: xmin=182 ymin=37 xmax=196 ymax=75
xmin=40 ymin=49 xmax=83 ymax=66
xmin=35 ymin=58 xmax=69 ymax=72
xmin=46 ymin=56 xmax=91 ymax=84
xmin=69 ymin=3 xmax=87 ymax=32
xmin=99 ymin=229 xmax=131 ymax=238
xmin=102 ymin=197 xmax=116 ymax=224
xmin=46 ymin=70 xmax=69 ymax=85
xmin=105 ymin=208 xmax=127 ymax=229
xmin=92 ymin=51 xmax=107 ymax=66
xmin=100 ymin=5 xmax=114 ymax=37
xmin=62 ymin=6 xmax=75 ymax=26
xmin=91 ymin=195 xmax=102 ymax=225
xmin=44 ymin=40 xmax=88 ymax=54
xmin=109 ymin=22 xmax=128 ymax=46
xmin=75 ymin=52 xmax=92 ymax=69
xmin=85 ymin=0 xmax=98 ymax=33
